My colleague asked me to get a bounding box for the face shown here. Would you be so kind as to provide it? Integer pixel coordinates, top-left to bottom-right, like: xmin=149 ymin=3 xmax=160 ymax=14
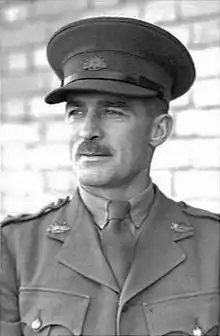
xmin=65 ymin=92 xmax=157 ymax=189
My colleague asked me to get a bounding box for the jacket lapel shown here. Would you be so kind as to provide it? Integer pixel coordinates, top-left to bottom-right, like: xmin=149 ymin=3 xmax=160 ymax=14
xmin=120 ymin=187 xmax=194 ymax=307
xmin=47 ymin=191 xmax=119 ymax=293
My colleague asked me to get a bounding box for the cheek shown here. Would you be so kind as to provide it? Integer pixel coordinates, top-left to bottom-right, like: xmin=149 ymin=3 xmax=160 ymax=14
xmin=68 ymin=131 xmax=79 ymax=158
xmin=115 ymin=131 xmax=149 ymax=164
xmin=128 ymin=124 xmax=151 ymax=150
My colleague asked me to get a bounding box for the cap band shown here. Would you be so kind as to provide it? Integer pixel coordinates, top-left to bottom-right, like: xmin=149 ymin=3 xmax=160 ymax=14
xmin=63 ymin=70 xmax=165 ymax=100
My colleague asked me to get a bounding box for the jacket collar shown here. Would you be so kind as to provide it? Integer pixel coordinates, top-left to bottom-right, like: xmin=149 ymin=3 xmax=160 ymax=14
xmin=119 ymin=186 xmax=194 ymax=306
xmin=46 ymin=186 xmax=194 ymax=299
xmin=47 ymin=189 xmax=119 ymax=292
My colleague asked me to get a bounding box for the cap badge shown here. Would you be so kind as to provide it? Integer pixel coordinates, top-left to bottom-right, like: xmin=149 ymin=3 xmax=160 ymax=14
xmin=82 ymin=55 xmax=107 ymax=71
xmin=47 ymin=221 xmax=70 ymax=234
xmin=170 ymin=222 xmax=193 ymax=233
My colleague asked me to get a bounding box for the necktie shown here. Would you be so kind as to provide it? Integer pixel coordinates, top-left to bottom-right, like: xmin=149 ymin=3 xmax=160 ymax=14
xmin=101 ymin=200 xmax=135 ymax=288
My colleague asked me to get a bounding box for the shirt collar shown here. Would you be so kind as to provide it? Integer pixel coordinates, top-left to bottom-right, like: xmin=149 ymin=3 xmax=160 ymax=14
xmin=78 ymin=181 xmax=155 ymax=230
xmin=129 ymin=181 xmax=155 ymax=228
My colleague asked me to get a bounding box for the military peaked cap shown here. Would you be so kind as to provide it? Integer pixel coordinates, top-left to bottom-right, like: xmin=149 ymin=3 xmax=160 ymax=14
xmin=45 ymin=16 xmax=196 ymax=104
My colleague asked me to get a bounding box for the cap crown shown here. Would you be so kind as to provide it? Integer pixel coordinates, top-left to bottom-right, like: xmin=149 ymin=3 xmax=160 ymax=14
xmin=46 ymin=16 xmax=196 ymax=103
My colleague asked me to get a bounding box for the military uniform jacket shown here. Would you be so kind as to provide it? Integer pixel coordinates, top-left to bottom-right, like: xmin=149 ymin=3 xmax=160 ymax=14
xmin=0 ymin=186 xmax=219 ymax=336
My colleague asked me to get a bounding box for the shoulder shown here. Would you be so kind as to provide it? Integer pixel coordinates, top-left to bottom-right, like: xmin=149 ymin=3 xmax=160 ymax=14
xmin=178 ymin=201 xmax=220 ymax=223
xmin=156 ymin=186 xmax=219 ymax=225
xmin=176 ymin=200 xmax=220 ymax=244
xmin=0 ymin=194 xmax=80 ymax=266
xmin=0 ymin=196 xmax=71 ymax=229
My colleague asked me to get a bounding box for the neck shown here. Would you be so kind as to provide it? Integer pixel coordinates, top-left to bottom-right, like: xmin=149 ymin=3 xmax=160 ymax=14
xmin=79 ymin=172 xmax=151 ymax=201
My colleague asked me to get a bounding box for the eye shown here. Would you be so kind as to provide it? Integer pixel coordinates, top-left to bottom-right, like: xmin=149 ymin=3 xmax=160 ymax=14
xmin=65 ymin=108 xmax=85 ymax=122
xmin=104 ymin=107 xmax=124 ymax=117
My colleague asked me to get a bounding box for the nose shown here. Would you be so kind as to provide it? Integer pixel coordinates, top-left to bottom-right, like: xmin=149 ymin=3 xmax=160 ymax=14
xmin=79 ymin=112 xmax=103 ymax=140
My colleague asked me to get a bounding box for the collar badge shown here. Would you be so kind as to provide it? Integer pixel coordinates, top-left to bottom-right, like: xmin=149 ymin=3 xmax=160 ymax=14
xmin=47 ymin=221 xmax=70 ymax=234
xmin=170 ymin=222 xmax=193 ymax=233
xmin=82 ymin=55 xmax=107 ymax=71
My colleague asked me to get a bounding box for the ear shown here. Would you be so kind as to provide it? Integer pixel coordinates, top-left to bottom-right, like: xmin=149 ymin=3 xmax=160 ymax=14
xmin=149 ymin=114 xmax=173 ymax=148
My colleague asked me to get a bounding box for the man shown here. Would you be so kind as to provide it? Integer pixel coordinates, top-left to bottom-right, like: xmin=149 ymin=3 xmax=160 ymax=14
xmin=0 ymin=17 xmax=219 ymax=336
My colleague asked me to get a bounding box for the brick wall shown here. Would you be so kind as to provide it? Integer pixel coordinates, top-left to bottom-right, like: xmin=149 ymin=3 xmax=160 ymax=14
xmin=0 ymin=0 xmax=220 ymax=220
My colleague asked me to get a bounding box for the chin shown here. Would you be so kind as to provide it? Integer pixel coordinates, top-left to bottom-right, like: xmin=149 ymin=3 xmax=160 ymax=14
xmin=77 ymin=170 xmax=113 ymax=187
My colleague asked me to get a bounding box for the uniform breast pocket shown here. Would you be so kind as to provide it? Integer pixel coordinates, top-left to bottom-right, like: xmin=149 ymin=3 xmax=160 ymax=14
xmin=19 ymin=288 xmax=90 ymax=336
xmin=143 ymin=291 xmax=219 ymax=336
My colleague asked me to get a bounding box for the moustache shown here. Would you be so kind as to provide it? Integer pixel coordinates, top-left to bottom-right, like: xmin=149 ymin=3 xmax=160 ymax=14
xmin=76 ymin=141 xmax=112 ymax=156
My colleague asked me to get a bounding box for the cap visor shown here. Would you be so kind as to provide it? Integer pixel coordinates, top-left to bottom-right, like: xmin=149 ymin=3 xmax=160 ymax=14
xmin=45 ymin=79 xmax=158 ymax=104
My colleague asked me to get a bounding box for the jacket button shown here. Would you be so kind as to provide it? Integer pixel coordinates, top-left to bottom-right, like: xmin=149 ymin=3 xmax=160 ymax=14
xmin=193 ymin=326 xmax=203 ymax=336
xmin=31 ymin=317 xmax=42 ymax=331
